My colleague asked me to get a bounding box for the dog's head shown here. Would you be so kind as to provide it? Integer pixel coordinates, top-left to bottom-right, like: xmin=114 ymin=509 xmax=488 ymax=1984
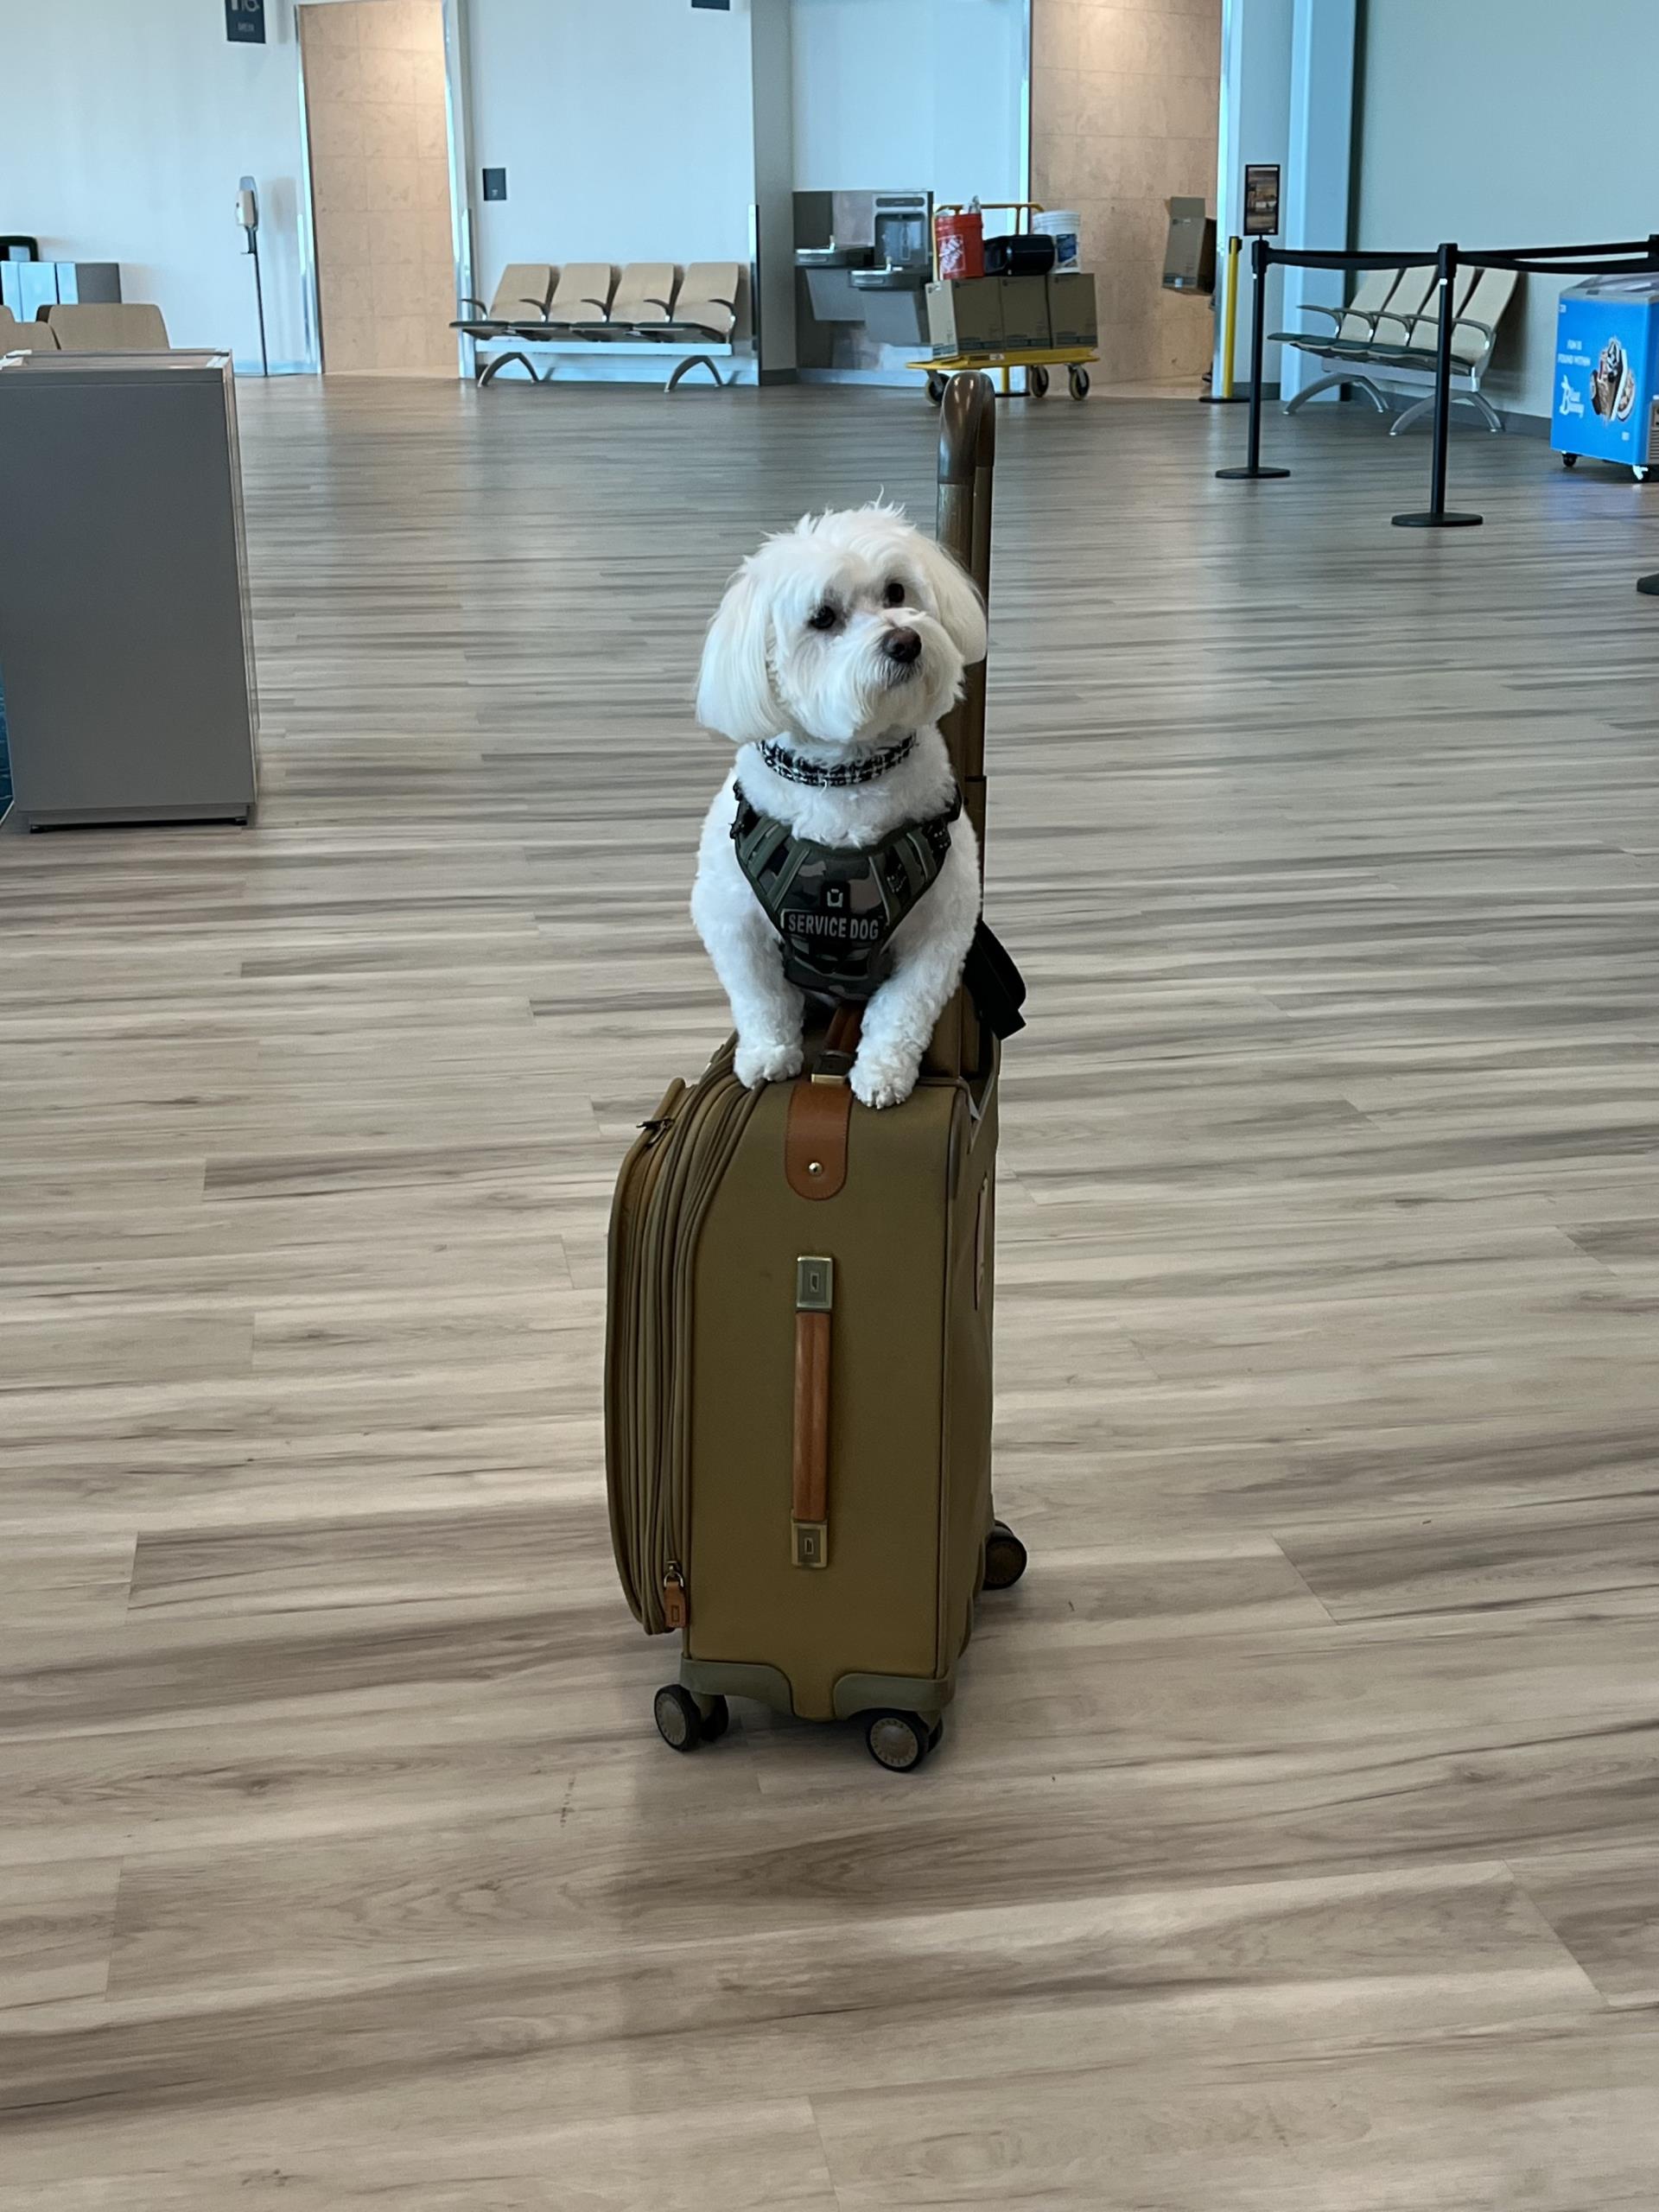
xmin=696 ymin=503 xmax=987 ymax=750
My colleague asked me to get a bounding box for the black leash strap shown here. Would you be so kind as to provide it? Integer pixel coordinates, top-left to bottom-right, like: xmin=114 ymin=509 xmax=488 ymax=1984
xmin=963 ymin=918 xmax=1027 ymax=1039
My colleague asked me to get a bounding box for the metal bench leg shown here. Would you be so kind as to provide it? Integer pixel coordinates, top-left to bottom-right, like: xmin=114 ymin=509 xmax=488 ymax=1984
xmin=1389 ymin=396 xmax=1433 ymax=437
xmin=665 ymin=355 xmax=728 ymax=392
xmin=478 ymin=351 xmax=542 ymax=386
xmin=1392 ymin=391 xmax=1503 ymax=437
xmin=1286 ymin=370 xmax=1389 ymax=416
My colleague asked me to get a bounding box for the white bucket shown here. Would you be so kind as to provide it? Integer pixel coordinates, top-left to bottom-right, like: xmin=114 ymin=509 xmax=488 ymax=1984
xmin=1034 ymin=209 xmax=1081 ymax=271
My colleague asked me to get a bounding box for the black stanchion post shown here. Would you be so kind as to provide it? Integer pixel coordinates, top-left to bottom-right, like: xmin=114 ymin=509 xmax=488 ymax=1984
xmin=1393 ymin=241 xmax=1483 ymax=528
xmin=1217 ymin=236 xmax=1290 ymax=480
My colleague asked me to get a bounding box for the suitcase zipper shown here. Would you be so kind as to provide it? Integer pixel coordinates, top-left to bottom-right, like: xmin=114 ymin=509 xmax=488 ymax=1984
xmin=663 ymin=1561 xmax=688 ymax=1630
xmin=639 ymin=1077 xmax=687 ymax=1141
xmin=606 ymin=1047 xmax=757 ymax=1637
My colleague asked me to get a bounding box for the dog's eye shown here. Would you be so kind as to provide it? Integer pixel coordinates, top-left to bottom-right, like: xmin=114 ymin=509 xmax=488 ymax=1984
xmin=807 ymin=604 xmax=840 ymax=632
xmin=882 ymin=580 xmax=907 ymax=607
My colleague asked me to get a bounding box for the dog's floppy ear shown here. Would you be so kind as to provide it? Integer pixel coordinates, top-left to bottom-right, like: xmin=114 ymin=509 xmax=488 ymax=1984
xmin=917 ymin=536 xmax=988 ymax=666
xmin=696 ymin=560 xmax=780 ymax=745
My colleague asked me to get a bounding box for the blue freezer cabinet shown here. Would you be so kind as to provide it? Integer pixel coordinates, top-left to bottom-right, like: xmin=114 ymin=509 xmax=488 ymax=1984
xmin=1553 ymin=276 xmax=1659 ymax=479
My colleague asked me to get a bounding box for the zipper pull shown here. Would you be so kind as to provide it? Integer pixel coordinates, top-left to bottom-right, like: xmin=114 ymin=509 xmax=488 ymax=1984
xmin=663 ymin=1563 xmax=688 ymax=1631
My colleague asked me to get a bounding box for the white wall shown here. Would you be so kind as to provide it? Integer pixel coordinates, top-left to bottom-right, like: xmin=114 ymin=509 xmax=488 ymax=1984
xmin=0 ymin=0 xmax=1030 ymax=385
xmin=1214 ymin=0 xmax=1292 ymax=390
xmin=791 ymin=0 xmax=1025 ymax=206
xmin=1278 ymin=0 xmax=1355 ymax=403
xmin=0 ymin=0 xmax=311 ymax=372
xmin=1356 ymin=0 xmax=1659 ymax=416
xmin=0 ymin=0 xmax=760 ymax=377
xmin=466 ymin=0 xmax=759 ymax=275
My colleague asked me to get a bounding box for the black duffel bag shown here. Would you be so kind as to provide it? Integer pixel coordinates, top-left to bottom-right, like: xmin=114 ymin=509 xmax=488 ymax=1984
xmin=982 ymin=233 xmax=1057 ymax=277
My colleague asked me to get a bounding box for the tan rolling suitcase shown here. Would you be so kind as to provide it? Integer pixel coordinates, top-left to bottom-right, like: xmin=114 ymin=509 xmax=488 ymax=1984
xmin=605 ymin=375 xmax=1025 ymax=1771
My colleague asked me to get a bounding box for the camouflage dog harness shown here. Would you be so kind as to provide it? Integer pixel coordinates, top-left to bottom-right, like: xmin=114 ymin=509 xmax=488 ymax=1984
xmin=730 ymin=783 xmax=1026 ymax=1035
xmin=731 ymin=785 xmax=959 ymax=1002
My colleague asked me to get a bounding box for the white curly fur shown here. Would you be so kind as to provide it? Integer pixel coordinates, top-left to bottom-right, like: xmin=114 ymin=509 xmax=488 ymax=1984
xmin=690 ymin=505 xmax=986 ymax=1109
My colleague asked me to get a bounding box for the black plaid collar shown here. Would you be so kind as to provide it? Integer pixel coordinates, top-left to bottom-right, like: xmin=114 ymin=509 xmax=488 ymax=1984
xmin=757 ymin=734 xmax=916 ymax=788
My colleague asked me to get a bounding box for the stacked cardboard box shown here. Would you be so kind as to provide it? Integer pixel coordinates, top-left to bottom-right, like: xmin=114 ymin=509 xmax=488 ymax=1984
xmin=996 ymin=276 xmax=1050 ymax=350
xmin=1046 ymin=272 xmax=1097 ymax=350
xmin=925 ymin=276 xmax=1002 ymax=353
xmin=925 ymin=271 xmax=1099 ymax=354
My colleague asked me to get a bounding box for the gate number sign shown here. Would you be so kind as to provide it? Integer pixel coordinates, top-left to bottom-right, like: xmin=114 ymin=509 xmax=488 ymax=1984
xmin=1243 ymin=164 xmax=1281 ymax=238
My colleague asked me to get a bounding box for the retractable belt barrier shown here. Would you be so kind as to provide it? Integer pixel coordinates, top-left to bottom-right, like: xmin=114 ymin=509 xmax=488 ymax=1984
xmin=1216 ymin=232 xmax=1659 ymax=576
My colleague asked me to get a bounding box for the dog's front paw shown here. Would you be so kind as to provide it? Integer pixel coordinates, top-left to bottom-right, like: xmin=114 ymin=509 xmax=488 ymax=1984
xmin=850 ymin=1043 xmax=921 ymax=1110
xmin=734 ymin=1038 xmax=804 ymax=1090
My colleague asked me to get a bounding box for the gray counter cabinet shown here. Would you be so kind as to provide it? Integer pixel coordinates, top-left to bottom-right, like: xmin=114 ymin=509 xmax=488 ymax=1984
xmin=0 ymin=351 xmax=258 ymax=830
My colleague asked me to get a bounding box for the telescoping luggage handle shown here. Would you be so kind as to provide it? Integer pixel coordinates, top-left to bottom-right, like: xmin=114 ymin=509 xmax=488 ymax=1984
xmin=936 ymin=370 xmax=995 ymax=865
xmin=927 ymin=368 xmax=998 ymax=1081
xmin=779 ymin=376 xmax=994 ymax=1577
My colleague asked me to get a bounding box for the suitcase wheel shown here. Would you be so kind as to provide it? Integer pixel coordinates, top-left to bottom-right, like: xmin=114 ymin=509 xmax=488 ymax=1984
xmin=982 ymin=1519 xmax=1028 ymax=1592
xmin=865 ymin=1711 xmax=940 ymax=1773
xmin=653 ymin=1684 xmax=728 ymax=1753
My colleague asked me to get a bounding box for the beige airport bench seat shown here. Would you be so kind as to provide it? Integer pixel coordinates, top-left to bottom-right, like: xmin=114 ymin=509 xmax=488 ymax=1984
xmin=1272 ymin=264 xmax=1430 ymax=409
xmin=458 ymin=264 xmax=557 ymax=384
xmin=47 ymin=302 xmax=171 ymax=352
xmin=533 ymin=264 xmax=617 ymax=331
xmin=1365 ymin=266 xmax=1517 ymax=434
xmin=582 ymin=264 xmax=679 ymax=338
xmin=1274 ymin=265 xmax=1409 ymax=361
xmin=1274 ymin=263 xmax=1515 ymax=433
xmin=640 ymin=261 xmax=742 ymax=388
xmin=454 ymin=264 xmax=555 ymax=338
xmin=0 ymin=304 xmax=59 ymax=352
xmin=471 ymin=260 xmax=744 ymax=391
xmin=482 ymin=264 xmax=617 ymax=385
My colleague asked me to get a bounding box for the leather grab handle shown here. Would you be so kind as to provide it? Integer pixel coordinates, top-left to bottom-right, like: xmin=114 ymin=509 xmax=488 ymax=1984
xmin=791 ymin=1257 xmax=833 ymax=1567
xmin=792 ymin=1313 xmax=830 ymax=1534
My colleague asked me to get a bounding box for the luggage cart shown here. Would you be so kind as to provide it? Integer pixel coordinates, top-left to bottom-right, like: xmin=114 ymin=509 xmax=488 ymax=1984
xmin=910 ymin=200 xmax=1098 ymax=402
xmin=918 ymin=347 xmax=1095 ymax=404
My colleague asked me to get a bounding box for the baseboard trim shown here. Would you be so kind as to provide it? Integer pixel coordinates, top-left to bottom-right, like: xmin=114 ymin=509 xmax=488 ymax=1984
xmin=798 ymin=366 xmax=927 ymax=390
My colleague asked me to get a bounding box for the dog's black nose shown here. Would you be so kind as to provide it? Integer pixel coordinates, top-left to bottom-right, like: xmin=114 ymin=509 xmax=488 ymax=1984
xmin=883 ymin=626 xmax=922 ymax=665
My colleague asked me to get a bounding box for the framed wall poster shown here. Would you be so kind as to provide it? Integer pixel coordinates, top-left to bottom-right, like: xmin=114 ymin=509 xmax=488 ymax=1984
xmin=1243 ymin=163 xmax=1281 ymax=238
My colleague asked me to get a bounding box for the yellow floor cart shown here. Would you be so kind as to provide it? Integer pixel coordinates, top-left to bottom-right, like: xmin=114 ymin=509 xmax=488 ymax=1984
xmin=914 ymin=346 xmax=1095 ymax=403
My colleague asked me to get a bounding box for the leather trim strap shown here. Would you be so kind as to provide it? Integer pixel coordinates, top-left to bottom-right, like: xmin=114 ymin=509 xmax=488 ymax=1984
xmin=784 ymin=1007 xmax=861 ymax=1201
xmin=785 ymin=1077 xmax=852 ymax=1199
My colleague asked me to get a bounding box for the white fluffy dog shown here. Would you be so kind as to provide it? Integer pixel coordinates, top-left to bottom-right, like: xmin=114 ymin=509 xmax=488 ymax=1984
xmin=691 ymin=504 xmax=987 ymax=1109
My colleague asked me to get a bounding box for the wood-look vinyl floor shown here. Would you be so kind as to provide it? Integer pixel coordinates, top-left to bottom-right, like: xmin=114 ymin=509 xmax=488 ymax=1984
xmin=3 ymin=378 xmax=1658 ymax=2209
